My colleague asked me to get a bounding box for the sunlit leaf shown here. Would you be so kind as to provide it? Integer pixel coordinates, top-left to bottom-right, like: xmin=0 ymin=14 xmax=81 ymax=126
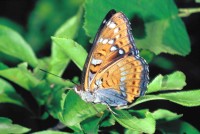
xmin=152 ymin=109 xmax=182 ymax=122
xmin=113 ymin=110 xmax=155 ymax=133
xmin=61 ymin=90 xmax=106 ymax=130
xmin=132 ymin=89 xmax=200 ymax=107
xmin=0 ymin=25 xmax=38 ymax=67
xmin=0 ymin=117 xmax=30 ymax=133
xmin=33 ymin=130 xmax=69 ymax=134
xmin=49 ymin=9 xmax=83 ymax=77
xmin=147 ymin=71 xmax=186 ymax=93
xmin=51 ymin=37 xmax=87 ymax=70
xmin=0 ymin=62 xmax=39 ymax=91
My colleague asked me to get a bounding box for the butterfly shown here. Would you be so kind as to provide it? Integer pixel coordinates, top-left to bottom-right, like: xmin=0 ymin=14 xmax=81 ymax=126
xmin=74 ymin=9 xmax=149 ymax=107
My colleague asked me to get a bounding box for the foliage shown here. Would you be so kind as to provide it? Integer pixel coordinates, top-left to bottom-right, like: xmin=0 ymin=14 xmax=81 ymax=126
xmin=0 ymin=0 xmax=199 ymax=133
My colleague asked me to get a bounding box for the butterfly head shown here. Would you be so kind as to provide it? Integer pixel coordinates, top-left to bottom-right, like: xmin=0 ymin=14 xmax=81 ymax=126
xmin=74 ymin=84 xmax=81 ymax=92
xmin=74 ymin=85 xmax=95 ymax=102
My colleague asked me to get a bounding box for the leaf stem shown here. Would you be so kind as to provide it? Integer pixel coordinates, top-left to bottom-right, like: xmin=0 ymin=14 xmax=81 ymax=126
xmin=179 ymin=7 xmax=200 ymax=17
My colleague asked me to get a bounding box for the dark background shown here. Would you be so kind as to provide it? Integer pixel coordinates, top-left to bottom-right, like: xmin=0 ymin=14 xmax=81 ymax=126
xmin=0 ymin=0 xmax=199 ymax=132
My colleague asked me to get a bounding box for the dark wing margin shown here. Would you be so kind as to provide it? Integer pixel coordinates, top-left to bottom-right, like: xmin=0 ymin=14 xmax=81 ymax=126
xmin=119 ymin=12 xmax=149 ymax=96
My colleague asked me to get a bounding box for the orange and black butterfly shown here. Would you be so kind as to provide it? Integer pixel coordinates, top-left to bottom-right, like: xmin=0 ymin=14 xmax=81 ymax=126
xmin=74 ymin=9 xmax=149 ymax=107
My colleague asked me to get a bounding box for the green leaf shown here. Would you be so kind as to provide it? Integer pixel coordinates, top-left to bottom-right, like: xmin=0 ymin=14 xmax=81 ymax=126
xmin=140 ymin=50 xmax=155 ymax=63
xmin=132 ymin=89 xmax=200 ymax=107
xmin=33 ymin=130 xmax=70 ymax=134
xmin=46 ymin=85 xmax=67 ymax=119
xmin=100 ymin=113 xmax=115 ymax=127
xmin=113 ymin=110 xmax=155 ymax=134
xmin=158 ymin=89 xmax=200 ymax=107
xmin=151 ymin=56 xmax=175 ymax=70
xmin=0 ymin=25 xmax=38 ymax=67
xmin=30 ymin=80 xmax=52 ymax=105
xmin=157 ymin=120 xmax=200 ymax=134
xmin=61 ymin=90 xmax=106 ymax=129
xmin=0 ymin=78 xmax=27 ymax=108
xmin=84 ymin=0 xmax=190 ymax=56
xmin=125 ymin=129 xmax=141 ymax=134
xmin=81 ymin=116 xmax=103 ymax=134
xmin=26 ymin=0 xmax=84 ymax=52
xmin=152 ymin=109 xmax=182 ymax=122
xmin=55 ymin=8 xmax=83 ymax=38
xmin=0 ymin=117 xmax=30 ymax=133
xmin=0 ymin=62 xmax=39 ymax=91
xmin=0 ymin=62 xmax=9 ymax=70
xmin=147 ymin=71 xmax=186 ymax=93
xmin=196 ymin=0 xmax=200 ymax=3
xmin=51 ymin=37 xmax=88 ymax=70
xmin=0 ymin=18 xmax=24 ymax=34
xmin=49 ymin=42 xmax=71 ymax=77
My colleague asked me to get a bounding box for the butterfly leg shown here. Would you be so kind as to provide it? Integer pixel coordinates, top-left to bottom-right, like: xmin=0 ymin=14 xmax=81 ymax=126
xmin=105 ymin=104 xmax=118 ymax=115
xmin=115 ymin=105 xmax=128 ymax=110
xmin=91 ymin=104 xmax=104 ymax=117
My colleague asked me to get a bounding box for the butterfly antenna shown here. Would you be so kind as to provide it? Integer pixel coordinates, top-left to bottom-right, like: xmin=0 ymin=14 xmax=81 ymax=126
xmin=64 ymin=87 xmax=74 ymax=90
xmin=39 ymin=69 xmax=63 ymax=79
xmin=39 ymin=69 xmax=77 ymax=89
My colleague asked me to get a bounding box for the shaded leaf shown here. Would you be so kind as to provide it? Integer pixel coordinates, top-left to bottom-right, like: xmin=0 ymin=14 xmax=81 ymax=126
xmin=140 ymin=50 xmax=155 ymax=63
xmin=26 ymin=0 xmax=84 ymax=52
xmin=51 ymin=37 xmax=87 ymax=70
xmin=157 ymin=120 xmax=199 ymax=134
xmin=147 ymin=71 xmax=186 ymax=93
xmin=113 ymin=110 xmax=155 ymax=134
xmin=30 ymin=80 xmax=52 ymax=105
xmin=151 ymin=56 xmax=175 ymax=70
xmin=0 ymin=78 xmax=27 ymax=108
xmin=0 ymin=18 xmax=24 ymax=34
xmin=0 ymin=117 xmax=30 ymax=133
xmin=0 ymin=62 xmax=9 ymax=70
xmin=100 ymin=113 xmax=115 ymax=127
xmin=55 ymin=8 xmax=83 ymax=38
xmin=81 ymin=116 xmax=103 ymax=134
xmin=0 ymin=25 xmax=38 ymax=67
xmin=84 ymin=0 xmax=190 ymax=56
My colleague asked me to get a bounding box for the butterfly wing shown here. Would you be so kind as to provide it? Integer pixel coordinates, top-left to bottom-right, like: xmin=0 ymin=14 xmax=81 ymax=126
xmin=81 ymin=10 xmax=149 ymax=103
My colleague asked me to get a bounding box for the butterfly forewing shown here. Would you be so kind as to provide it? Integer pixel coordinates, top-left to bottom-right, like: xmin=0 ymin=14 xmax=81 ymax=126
xmin=81 ymin=10 xmax=149 ymax=103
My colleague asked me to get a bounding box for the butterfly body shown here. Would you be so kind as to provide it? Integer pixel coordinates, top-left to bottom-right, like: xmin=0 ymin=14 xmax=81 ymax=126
xmin=74 ymin=9 xmax=149 ymax=107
